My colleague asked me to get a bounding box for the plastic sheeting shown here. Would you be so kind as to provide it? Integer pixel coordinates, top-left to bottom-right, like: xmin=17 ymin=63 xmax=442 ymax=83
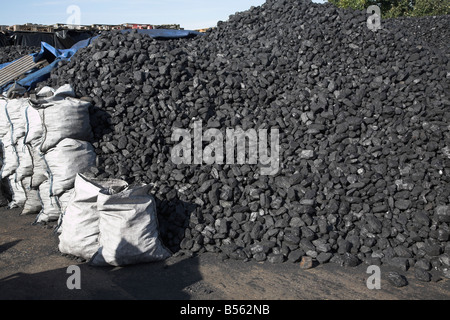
xmin=54 ymin=30 xmax=96 ymax=50
xmin=32 ymin=36 xmax=96 ymax=63
xmin=11 ymin=31 xmax=96 ymax=49
xmin=0 ymin=33 xmax=9 ymax=47
xmin=12 ymin=32 xmax=56 ymax=48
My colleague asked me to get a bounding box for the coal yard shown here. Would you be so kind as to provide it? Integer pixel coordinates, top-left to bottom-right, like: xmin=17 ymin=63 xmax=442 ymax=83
xmin=0 ymin=0 xmax=449 ymax=302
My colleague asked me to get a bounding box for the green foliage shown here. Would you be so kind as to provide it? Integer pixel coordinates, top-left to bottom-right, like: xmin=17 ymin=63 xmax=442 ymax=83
xmin=384 ymin=0 xmax=413 ymax=18
xmin=328 ymin=0 xmax=450 ymax=17
xmin=410 ymin=0 xmax=450 ymax=17
xmin=328 ymin=0 xmax=369 ymax=11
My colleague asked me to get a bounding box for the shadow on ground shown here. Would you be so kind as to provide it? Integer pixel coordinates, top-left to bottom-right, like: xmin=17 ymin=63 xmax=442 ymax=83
xmin=0 ymin=200 xmax=206 ymax=301
xmin=0 ymin=240 xmax=22 ymax=254
xmin=0 ymin=253 xmax=202 ymax=300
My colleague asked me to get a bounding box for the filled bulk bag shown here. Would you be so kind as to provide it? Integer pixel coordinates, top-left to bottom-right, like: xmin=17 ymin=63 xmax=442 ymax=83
xmin=33 ymin=85 xmax=93 ymax=154
xmin=90 ymin=184 xmax=171 ymax=267
xmin=58 ymin=173 xmax=129 ymax=261
xmin=29 ymin=147 xmax=47 ymax=189
xmin=23 ymin=101 xmax=44 ymax=149
xmin=6 ymin=174 xmax=27 ymax=209
xmin=36 ymin=180 xmax=63 ymax=223
xmin=43 ymin=138 xmax=96 ymax=197
xmin=0 ymin=98 xmax=9 ymax=139
xmin=36 ymin=180 xmax=74 ymax=224
xmin=0 ymin=137 xmax=19 ymax=179
xmin=23 ymin=94 xmax=47 ymax=189
xmin=21 ymin=177 xmax=42 ymax=215
xmin=15 ymin=140 xmax=34 ymax=182
xmin=3 ymin=98 xmax=28 ymax=146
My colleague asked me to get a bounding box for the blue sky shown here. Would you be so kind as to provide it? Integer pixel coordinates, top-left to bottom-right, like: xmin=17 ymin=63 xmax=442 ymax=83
xmin=0 ymin=0 xmax=327 ymax=30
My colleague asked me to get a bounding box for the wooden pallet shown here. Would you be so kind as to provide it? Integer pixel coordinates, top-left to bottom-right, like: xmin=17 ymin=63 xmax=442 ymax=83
xmin=13 ymin=25 xmax=54 ymax=33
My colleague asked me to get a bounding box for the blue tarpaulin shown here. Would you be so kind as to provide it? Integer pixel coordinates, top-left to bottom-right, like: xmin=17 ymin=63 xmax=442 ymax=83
xmin=32 ymin=37 xmax=96 ymax=63
xmin=0 ymin=29 xmax=203 ymax=94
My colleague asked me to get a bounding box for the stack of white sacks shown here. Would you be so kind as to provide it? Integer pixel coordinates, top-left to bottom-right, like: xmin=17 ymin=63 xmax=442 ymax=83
xmin=1 ymin=85 xmax=172 ymax=267
xmin=0 ymin=84 xmax=96 ymax=224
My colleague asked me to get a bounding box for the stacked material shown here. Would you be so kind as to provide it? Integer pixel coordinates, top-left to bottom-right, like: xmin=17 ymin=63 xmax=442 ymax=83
xmin=0 ymin=85 xmax=96 ymax=223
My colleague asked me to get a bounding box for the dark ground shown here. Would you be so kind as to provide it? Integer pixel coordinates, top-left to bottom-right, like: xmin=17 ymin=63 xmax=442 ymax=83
xmin=0 ymin=207 xmax=449 ymax=301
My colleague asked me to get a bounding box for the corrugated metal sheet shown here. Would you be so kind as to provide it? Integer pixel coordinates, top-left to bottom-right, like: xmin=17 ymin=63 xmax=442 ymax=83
xmin=0 ymin=55 xmax=46 ymax=88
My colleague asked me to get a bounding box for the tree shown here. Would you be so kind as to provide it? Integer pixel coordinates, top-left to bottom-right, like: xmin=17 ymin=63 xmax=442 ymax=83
xmin=328 ymin=0 xmax=450 ymax=17
xmin=384 ymin=0 xmax=413 ymax=17
xmin=410 ymin=0 xmax=450 ymax=17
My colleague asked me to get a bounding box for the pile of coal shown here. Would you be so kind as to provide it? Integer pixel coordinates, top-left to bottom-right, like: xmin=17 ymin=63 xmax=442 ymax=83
xmin=0 ymin=45 xmax=39 ymax=64
xmin=37 ymin=0 xmax=450 ymax=280
xmin=384 ymin=15 xmax=450 ymax=58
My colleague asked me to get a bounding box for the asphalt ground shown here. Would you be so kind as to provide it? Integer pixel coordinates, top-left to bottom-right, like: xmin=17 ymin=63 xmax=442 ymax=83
xmin=0 ymin=206 xmax=449 ymax=303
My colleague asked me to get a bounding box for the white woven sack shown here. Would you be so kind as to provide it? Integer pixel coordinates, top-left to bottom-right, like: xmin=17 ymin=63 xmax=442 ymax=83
xmin=43 ymin=138 xmax=96 ymax=197
xmin=6 ymin=174 xmax=26 ymax=209
xmin=29 ymin=145 xmax=47 ymax=189
xmin=90 ymin=184 xmax=171 ymax=267
xmin=3 ymin=98 xmax=28 ymax=145
xmin=23 ymin=96 xmax=46 ymax=189
xmin=36 ymin=180 xmax=74 ymax=224
xmin=21 ymin=177 xmax=42 ymax=215
xmin=15 ymin=140 xmax=33 ymax=182
xmin=58 ymin=173 xmax=129 ymax=261
xmin=0 ymin=98 xmax=9 ymax=139
xmin=38 ymin=93 xmax=93 ymax=153
xmin=23 ymin=102 xmax=43 ymax=148
xmin=36 ymin=180 xmax=62 ymax=223
xmin=0 ymin=137 xmax=18 ymax=179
